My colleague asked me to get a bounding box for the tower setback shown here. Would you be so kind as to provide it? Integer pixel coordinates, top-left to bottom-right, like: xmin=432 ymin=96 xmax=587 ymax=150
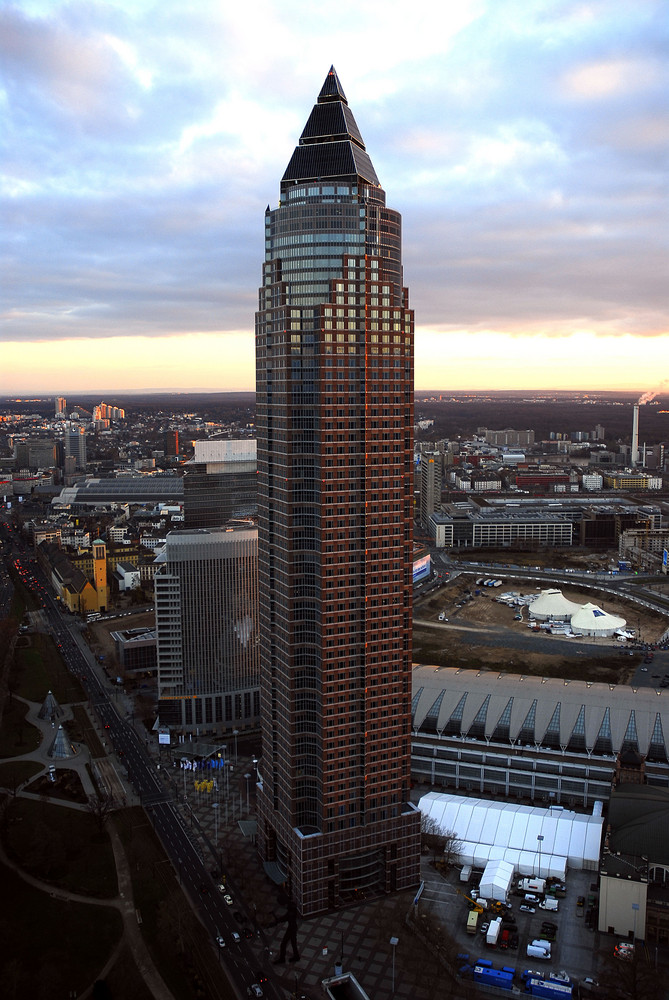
xmin=255 ymin=68 xmax=420 ymax=915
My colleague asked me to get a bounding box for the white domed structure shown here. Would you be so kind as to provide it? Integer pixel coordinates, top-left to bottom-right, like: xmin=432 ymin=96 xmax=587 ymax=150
xmin=570 ymin=602 xmax=626 ymax=637
xmin=529 ymin=589 xmax=582 ymax=622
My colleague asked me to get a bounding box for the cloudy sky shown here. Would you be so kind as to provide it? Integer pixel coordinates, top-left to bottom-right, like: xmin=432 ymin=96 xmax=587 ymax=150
xmin=2 ymin=0 xmax=667 ymax=394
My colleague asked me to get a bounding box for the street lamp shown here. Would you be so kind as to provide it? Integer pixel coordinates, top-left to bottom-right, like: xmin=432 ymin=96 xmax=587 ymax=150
xmin=244 ymin=773 xmax=251 ymax=814
xmin=213 ymin=802 xmax=219 ymax=845
xmin=537 ymin=834 xmax=544 ymax=879
xmin=233 ymin=729 xmax=239 ymax=763
xmin=389 ymin=936 xmax=398 ymax=995
xmin=632 ymin=902 xmax=639 ymax=947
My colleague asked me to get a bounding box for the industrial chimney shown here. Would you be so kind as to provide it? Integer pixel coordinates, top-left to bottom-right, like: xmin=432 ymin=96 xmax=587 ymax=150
xmin=631 ymin=404 xmax=640 ymax=465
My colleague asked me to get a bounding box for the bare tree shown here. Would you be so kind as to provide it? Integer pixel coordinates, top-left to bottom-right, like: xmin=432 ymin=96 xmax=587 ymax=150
xmin=86 ymin=791 xmax=114 ymax=834
xmin=421 ymin=813 xmax=463 ymax=867
xmin=598 ymin=949 xmax=662 ymax=1000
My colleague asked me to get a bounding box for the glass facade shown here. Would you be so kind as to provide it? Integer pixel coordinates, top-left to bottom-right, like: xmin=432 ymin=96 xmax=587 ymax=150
xmin=184 ymin=465 xmax=257 ymax=528
xmin=255 ymin=68 xmax=420 ymax=915
xmin=155 ymin=527 xmax=259 ymax=733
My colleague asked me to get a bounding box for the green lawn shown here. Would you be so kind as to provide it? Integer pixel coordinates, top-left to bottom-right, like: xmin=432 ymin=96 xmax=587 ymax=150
xmin=0 ymin=859 xmax=123 ymax=998
xmin=12 ymin=632 xmax=86 ymax=704
xmin=0 ymin=695 xmax=41 ymax=757
xmin=97 ymin=942 xmax=156 ymax=1000
xmin=0 ymin=759 xmax=42 ymax=791
xmin=2 ymin=796 xmax=118 ymax=898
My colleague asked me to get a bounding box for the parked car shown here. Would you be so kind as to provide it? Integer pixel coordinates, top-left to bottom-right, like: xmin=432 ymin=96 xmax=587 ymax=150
xmin=614 ymin=942 xmax=634 ymax=961
xmin=520 ymin=905 xmax=536 ymax=914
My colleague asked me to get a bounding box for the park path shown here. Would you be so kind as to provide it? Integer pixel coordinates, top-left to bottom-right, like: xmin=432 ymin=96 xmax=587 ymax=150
xmin=0 ymin=695 xmax=176 ymax=1000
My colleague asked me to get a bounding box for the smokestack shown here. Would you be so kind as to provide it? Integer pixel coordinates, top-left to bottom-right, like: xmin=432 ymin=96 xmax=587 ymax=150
xmin=632 ymin=404 xmax=639 ymax=465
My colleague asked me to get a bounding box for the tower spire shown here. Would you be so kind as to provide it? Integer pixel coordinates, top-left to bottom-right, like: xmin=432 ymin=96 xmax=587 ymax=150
xmin=318 ymin=65 xmax=348 ymax=104
xmin=282 ymin=67 xmax=378 ymax=185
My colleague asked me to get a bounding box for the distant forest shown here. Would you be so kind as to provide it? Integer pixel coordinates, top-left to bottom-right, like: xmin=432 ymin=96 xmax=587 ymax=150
xmin=413 ymin=390 xmax=669 ymax=447
xmin=4 ymin=389 xmax=668 ymax=448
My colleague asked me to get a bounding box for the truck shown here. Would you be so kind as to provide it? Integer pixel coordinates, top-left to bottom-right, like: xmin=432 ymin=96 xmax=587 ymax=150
xmin=525 ymin=978 xmax=573 ymax=999
xmin=473 ymin=965 xmax=514 ymax=991
xmin=486 ymin=917 xmax=502 ymax=947
xmin=526 ymin=943 xmax=551 ymax=960
xmin=539 ymin=897 xmax=558 ymax=911
xmin=466 ymin=910 xmax=479 ymax=935
xmin=518 ymin=878 xmax=546 ymax=894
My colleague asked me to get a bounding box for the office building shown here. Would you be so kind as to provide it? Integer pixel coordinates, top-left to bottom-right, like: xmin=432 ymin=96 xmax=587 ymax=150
xmin=55 ymin=396 xmax=67 ymax=417
xmin=14 ymin=438 xmax=57 ymax=471
xmin=255 ymin=67 xmax=420 ymax=915
xmin=183 ymin=440 xmax=257 ymax=529
xmin=155 ymin=526 xmax=259 ymax=735
xmin=418 ymin=451 xmax=443 ymax=525
xmin=65 ymin=426 xmax=87 ymax=471
xmin=165 ymin=430 xmax=180 ymax=458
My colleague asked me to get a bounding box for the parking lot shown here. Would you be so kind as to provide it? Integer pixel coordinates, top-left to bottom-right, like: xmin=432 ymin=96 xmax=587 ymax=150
xmin=417 ymin=857 xmax=614 ymax=986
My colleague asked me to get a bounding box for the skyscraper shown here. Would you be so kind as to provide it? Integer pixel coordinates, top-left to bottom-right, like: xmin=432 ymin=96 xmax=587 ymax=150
xmin=419 ymin=451 xmax=444 ymax=526
xmin=255 ymin=68 xmax=420 ymax=915
xmin=64 ymin=425 xmax=87 ymax=471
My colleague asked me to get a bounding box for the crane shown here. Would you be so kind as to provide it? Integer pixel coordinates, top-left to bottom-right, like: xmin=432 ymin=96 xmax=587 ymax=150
xmin=456 ymin=889 xmax=484 ymax=913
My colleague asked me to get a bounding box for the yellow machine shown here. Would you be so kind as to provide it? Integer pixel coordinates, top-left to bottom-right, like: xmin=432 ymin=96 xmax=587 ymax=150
xmin=456 ymin=889 xmax=484 ymax=914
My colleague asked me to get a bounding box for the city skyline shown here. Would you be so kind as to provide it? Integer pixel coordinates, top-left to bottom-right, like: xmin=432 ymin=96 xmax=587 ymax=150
xmin=3 ymin=0 xmax=667 ymax=394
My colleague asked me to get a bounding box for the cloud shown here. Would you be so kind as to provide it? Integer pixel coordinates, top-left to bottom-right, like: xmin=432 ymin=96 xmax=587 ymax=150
xmin=1 ymin=0 xmax=667 ymax=395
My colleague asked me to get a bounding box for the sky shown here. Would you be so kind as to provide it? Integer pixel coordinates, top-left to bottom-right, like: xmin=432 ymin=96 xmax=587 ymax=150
xmin=2 ymin=0 xmax=668 ymax=395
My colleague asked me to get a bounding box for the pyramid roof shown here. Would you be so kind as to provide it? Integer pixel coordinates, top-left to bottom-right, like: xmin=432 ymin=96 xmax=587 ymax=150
xmin=38 ymin=689 xmax=64 ymax=721
xmin=282 ymin=66 xmax=379 ymax=186
xmin=47 ymin=724 xmax=77 ymax=759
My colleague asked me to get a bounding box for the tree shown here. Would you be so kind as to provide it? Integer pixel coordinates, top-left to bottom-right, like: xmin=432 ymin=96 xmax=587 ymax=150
xmin=421 ymin=813 xmax=463 ymax=867
xmin=86 ymin=791 xmax=114 ymax=834
xmin=598 ymin=948 xmax=662 ymax=1000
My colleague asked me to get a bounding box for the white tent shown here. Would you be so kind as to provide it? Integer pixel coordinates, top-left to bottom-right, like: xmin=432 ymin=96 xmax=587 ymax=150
xmin=570 ymin=602 xmax=626 ymax=637
xmin=479 ymin=859 xmax=515 ymax=901
xmin=529 ymin=589 xmax=582 ymax=621
xmin=418 ymin=791 xmax=604 ymax=874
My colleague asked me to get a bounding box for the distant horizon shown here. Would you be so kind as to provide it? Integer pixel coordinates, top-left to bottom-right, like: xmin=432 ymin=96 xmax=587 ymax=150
xmin=2 ymin=386 xmax=664 ymax=400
